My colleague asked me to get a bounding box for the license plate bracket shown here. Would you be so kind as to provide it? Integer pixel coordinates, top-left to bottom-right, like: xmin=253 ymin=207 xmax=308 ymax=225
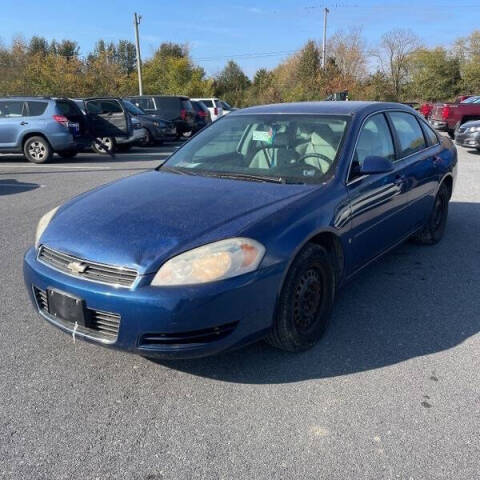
xmin=47 ymin=289 xmax=88 ymax=327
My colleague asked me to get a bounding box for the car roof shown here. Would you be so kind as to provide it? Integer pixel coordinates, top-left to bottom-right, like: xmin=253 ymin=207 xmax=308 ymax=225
xmin=127 ymin=95 xmax=189 ymax=100
xmin=231 ymin=101 xmax=413 ymax=116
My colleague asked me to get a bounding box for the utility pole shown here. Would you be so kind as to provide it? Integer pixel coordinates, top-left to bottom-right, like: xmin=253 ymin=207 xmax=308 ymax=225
xmin=321 ymin=7 xmax=329 ymax=69
xmin=134 ymin=12 xmax=143 ymax=95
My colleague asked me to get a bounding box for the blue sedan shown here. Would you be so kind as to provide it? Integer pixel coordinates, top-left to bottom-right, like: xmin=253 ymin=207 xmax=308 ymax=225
xmin=23 ymin=102 xmax=457 ymax=358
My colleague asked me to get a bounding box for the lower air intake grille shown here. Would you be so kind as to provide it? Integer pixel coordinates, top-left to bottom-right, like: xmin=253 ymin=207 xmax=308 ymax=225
xmin=140 ymin=322 xmax=238 ymax=346
xmin=33 ymin=286 xmax=120 ymax=343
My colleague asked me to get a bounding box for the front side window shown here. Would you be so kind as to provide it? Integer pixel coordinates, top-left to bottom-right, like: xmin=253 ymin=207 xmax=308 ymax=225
xmin=124 ymin=100 xmax=145 ymax=115
xmin=388 ymin=112 xmax=426 ymax=157
xmin=0 ymin=101 xmax=26 ymax=118
xmin=131 ymin=97 xmax=155 ymax=111
xmin=161 ymin=114 xmax=349 ymax=184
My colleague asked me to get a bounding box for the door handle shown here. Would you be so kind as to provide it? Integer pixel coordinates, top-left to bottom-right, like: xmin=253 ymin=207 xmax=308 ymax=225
xmin=394 ymin=174 xmax=406 ymax=185
xmin=20 ymin=121 xmax=28 ymax=126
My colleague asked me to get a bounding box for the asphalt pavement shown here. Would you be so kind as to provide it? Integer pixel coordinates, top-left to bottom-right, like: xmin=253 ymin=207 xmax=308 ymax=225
xmin=0 ymin=142 xmax=479 ymax=479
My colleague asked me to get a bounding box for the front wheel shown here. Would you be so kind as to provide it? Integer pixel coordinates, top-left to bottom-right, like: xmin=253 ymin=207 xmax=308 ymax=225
xmin=92 ymin=137 xmax=115 ymax=154
xmin=24 ymin=136 xmax=53 ymax=164
xmin=266 ymin=244 xmax=335 ymax=352
xmin=411 ymin=183 xmax=449 ymax=245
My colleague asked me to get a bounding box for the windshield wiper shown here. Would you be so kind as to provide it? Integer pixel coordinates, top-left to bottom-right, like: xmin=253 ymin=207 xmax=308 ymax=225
xmin=206 ymin=172 xmax=287 ymax=184
xmin=160 ymin=165 xmax=199 ymax=176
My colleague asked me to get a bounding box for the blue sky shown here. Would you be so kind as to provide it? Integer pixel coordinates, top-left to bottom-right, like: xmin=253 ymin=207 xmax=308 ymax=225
xmin=1 ymin=0 xmax=479 ymax=77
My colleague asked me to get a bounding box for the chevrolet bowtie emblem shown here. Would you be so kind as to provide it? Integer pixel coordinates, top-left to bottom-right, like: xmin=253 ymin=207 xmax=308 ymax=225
xmin=67 ymin=261 xmax=87 ymax=274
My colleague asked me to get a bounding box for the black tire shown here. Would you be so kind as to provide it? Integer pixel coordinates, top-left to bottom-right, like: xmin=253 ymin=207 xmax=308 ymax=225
xmin=411 ymin=182 xmax=450 ymax=245
xmin=58 ymin=150 xmax=78 ymax=159
xmin=92 ymin=137 xmax=115 ymax=154
xmin=23 ymin=136 xmax=53 ymax=164
xmin=140 ymin=129 xmax=153 ymax=147
xmin=266 ymin=244 xmax=336 ymax=352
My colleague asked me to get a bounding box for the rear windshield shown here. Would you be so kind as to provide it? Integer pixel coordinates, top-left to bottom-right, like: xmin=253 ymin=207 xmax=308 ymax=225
xmin=461 ymin=96 xmax=480 ymax=104
xmin=27 ymin=101 xmax=48 ymax=116
xmin=182 ymin=99 xmax=194 ymax=112
xmin=0 ymin=100 xmax=26 ymax=117
xmin=200 ymin=99 xmax=213 ymax=108
xmin=154 ymin=97 xmax=180 ymax=114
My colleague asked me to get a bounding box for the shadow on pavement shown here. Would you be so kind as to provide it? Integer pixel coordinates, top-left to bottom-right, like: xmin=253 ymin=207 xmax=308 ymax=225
xmin=0 ymin=178 xmax=40 ymax=196
xmin=153 ymin=201 xmax=480 ymax=384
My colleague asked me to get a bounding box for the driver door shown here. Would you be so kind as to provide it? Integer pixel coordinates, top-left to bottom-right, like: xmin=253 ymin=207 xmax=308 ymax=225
xmin=84 ymin=98 xmax=131 ymax=138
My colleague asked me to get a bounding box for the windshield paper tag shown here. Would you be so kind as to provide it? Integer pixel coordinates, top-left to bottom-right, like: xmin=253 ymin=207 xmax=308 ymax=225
xmin=253 ymin=129 xmax=274 ymax=144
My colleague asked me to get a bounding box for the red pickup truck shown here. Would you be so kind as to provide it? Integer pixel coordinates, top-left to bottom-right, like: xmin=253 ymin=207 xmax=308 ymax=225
xmin=430 ymin=95 xmax=480 ymax=137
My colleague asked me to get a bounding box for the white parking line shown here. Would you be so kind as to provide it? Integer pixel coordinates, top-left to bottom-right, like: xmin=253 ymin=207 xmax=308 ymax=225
xmin=0 ymin=164 xmax=112 ymax=170
xmin=0 ymin=183 xmax=45 ymax=187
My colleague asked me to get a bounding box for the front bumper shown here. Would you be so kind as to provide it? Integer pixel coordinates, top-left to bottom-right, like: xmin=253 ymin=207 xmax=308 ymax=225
xmin=23 ymin=247 xmax=282 ymax=358
xmin=455 ymin=131 xmax=480 ymax=148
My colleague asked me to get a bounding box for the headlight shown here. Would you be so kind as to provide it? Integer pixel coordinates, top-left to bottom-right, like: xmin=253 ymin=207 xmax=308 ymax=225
xmin=151 ymin=238 xmax=265 ymax=286
xmin=468 ymin=126 xmax=480 ymax=133
xmin=153 ymin=121 xmax=160 ymax=127
xmin=35 ymin=206 xmax=59 ymax=248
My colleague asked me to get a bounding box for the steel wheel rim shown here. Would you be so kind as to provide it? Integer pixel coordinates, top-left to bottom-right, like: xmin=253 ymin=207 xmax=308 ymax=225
xmin=95 ymin=137 xmax=112 ymax=152
xmin=28 ymin=141 xmax=46 ymax=160
xmin=293 ymin=268 xmax=324 ymax=334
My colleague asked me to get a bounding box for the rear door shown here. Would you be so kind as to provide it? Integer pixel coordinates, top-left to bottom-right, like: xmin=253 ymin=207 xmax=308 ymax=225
xmin=0 ymin=100 xmax=28 ymax=148
xmin=347 ymin=112 xmax=412 ymax=268
xmin=387 ymin=112 xmax=440 ymax=229
xmin=84 ymin=98 xmax=131 ymax=137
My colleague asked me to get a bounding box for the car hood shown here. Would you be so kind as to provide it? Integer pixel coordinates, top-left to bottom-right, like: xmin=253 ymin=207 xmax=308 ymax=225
xmin=41 ymin=171 xmax=315 ymax=274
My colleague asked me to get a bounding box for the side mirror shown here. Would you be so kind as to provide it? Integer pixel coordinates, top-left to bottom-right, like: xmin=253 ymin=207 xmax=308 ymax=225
xmin=360 ymin=156 xmax=394 ymax=174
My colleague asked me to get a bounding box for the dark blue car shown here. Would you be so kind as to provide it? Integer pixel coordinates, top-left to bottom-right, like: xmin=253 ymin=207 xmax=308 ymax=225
xmin=23 ymin=102 xmax=457 ymax=358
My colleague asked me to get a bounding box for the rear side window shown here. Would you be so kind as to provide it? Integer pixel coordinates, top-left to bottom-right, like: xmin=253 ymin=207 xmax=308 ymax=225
xmin=131 ymin=97 xmax=155 ymax=110
xmin=201 ymin=99 xmax=214 ymax=108
xmin=388 ymin=112 xmax=426 ymax=158
xmin=421 ymin=121 xmax=439 ymax=146
xmin=0 ymin=101 xmax=26 ymax=118
xmin=27 ymin=101 xmax=48 ymax=116
xmin=355 ymin=114 xmax=395 ymax=167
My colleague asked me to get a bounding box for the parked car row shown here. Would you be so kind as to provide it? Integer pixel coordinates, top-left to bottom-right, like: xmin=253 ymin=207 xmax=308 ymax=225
xmin=0 ymin=94 xmax=234 ymax=163
xmin=420 ymin=94 xmax=480 ymax=151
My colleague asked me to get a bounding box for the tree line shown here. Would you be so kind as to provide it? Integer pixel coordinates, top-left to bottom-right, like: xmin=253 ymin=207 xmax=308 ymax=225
xmin=0 ymin=29 xmax=479 ymax=105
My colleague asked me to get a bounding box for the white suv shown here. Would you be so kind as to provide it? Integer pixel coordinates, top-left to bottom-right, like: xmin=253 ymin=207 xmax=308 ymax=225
xmin=191 ymin=98 xmax=224 ymax=121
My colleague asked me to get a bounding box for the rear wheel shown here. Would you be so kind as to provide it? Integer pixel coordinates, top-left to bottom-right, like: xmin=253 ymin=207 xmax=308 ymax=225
xmin=92 ymin=137 xmax=115 ymax=154
xmin=266 ymin=244 xmax=335 ymax=352
xmin=411 ymin=182 xmax=450 ymax=245
xmin=24 ymin=136 xmax=53 ymax=164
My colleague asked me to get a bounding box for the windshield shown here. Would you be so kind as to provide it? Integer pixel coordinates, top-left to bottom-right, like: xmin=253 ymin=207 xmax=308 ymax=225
xmin=124 ymin=100 xmax=145 ymax=115
xmin=161 ymin=114 xmax=349 ymax=184
xmin=460 ymin=96 xmax=480 ymax=104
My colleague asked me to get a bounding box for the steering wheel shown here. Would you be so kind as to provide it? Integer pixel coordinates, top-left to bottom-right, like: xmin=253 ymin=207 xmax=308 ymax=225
xmin=297 ymin=153 xmax=332 ymax=169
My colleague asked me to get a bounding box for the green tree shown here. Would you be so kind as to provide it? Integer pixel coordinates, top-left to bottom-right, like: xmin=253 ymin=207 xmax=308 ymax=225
xmin=409 ymin=48 xmax=461 ymax=101
xmin=215 ymin=60 xmax=251 ymax=106
xmin=28 ymin=36 xmax=49 ymax=56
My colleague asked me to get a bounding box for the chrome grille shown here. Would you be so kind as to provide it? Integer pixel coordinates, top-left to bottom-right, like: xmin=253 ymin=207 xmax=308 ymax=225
xmin=33 ymin=286 xmax=120 ymax=342
xmin=38 ymin=246 xmax=138 ymax=288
